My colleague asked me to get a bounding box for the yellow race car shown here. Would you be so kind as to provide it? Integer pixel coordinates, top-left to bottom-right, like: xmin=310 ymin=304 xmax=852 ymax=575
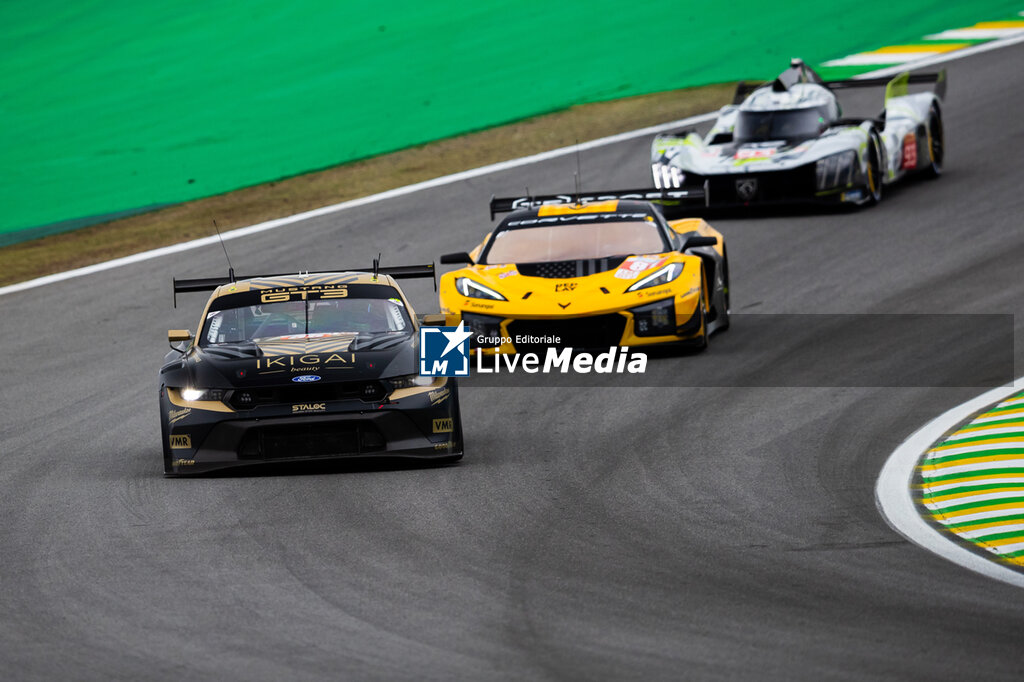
xmin=439 ymin=190 xmax=729 ymax=353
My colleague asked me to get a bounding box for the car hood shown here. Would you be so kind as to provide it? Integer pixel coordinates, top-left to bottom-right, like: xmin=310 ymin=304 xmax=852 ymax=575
xmin=160 ymin=331 xmax=417 ymax=389
xmin=656 ymin=128 xmax=864 ymax=175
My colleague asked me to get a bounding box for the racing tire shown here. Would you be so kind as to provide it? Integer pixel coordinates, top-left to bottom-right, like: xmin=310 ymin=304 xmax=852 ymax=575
xmin=690 ymin=298 xmax=709 ymax=352
xmin=718 ymin=252 xmax=731 ymax=331
xmin=865 ymin=132 xmax=883 ymax=205
xmin=159 ymin=385 xmax=173 ymax=474
xmin=923 ymin=104 xmax=943 ymax=179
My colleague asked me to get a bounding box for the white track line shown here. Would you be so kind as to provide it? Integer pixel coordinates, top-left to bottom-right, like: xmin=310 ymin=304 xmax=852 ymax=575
xmin=3 ymin=31 xmax=1024 ymax=300
xmin=876 ymin=378 xmax=1024 ymax=589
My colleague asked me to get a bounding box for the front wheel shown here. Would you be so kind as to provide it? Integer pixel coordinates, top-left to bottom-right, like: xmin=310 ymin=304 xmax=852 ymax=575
xmin=865 ymin=133 xmax=883 ymax=205
xmin=718 ymin=253 xmax=730 ymax=331
xmin=159 ymin=385 xmax=173 ymax=474
xmin=690 ymin=298 xmax=709 ymax=352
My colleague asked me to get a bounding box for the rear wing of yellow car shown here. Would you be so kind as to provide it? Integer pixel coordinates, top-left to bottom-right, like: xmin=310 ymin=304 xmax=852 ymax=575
xmin=488 ymin=187 xmax=707 ymax=220
xmin=171 ymin=263 xmax=436 ymax=307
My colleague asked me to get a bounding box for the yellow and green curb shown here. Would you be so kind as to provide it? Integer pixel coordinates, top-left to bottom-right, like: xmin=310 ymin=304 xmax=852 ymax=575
xmin=818 ymin=13 xmax=1024 ymax=79
xmin=917 ymin=392 xmax=1024 ymax=567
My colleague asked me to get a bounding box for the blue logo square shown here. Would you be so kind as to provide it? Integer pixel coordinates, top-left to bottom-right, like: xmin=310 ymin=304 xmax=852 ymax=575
xmin=419 ymin=323 xmax=471 ymax=377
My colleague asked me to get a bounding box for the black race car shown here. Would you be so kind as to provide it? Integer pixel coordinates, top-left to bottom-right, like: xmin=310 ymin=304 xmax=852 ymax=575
xmin=159 ymin=265 xmax=462 ymax=475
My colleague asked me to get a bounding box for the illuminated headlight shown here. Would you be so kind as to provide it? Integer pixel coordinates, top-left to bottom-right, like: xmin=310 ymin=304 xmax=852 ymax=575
xmin=455 ymin=277 xmax=506 ymax=301
xmin=626 ymin=263 xmax=684 ymax=292
xmin=815 ymin=150 xmax=857 ymax=190
xmin=180 ymin=387 xmax=226 ymax=402
xmin=388 ymin=374 xmax=436 ymax=389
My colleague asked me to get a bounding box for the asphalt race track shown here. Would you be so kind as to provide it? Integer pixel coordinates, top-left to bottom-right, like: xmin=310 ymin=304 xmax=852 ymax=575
xmin=2 ymin=45 xmax=1024 ymax=680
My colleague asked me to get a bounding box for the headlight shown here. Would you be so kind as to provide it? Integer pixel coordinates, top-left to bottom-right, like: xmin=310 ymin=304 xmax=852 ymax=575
xmin=388 ymin=374 xmax=436 ymax=389
xmin=626 ymin=263 xmax=684 ymax=292
xmin=462 ymin=313 xmax=504 ymax=348
xmin=180 ymin=387 xmax=226 ymax=402
xmin=815 ymin=150 xmax=857 ymax=190
xmin=631 ymin=299 xmax=676 ymax=336
xmin=455 ymin=277 xmax=506 ymax=301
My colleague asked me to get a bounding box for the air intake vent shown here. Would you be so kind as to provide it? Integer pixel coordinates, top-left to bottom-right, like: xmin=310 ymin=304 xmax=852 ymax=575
xmin=517 ymin=256 xmax=627 ymax=279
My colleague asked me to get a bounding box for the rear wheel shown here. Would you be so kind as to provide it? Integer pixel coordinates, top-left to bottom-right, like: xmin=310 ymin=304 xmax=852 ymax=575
xmin=923 ymin=104 xmax=943 ymax=178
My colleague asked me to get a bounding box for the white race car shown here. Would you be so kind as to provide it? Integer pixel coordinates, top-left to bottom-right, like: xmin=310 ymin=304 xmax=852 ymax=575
xmin=650 ymin=59 xmax=945 ymax=210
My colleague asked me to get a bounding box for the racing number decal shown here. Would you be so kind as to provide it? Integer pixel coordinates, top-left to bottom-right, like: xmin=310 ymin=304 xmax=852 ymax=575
xmin=260 ymin=287 xmax=348 ymax=303
xmin=902 ymin=133 xmax=918 ymax=170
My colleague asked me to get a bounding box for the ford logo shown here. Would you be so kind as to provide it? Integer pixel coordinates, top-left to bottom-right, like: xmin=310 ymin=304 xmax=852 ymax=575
xmin=292 ymin=375 xmax=322 ymax=383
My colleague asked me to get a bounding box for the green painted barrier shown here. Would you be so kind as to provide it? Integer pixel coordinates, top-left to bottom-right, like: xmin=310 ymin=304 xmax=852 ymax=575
xmin=0 ymin=0 xmax=1020 ymax=243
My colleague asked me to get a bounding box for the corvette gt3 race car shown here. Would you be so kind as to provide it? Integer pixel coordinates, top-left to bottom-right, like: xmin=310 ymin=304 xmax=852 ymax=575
xmin=650 ymin=59 xmax=946 ymax=209
xmin=159 ymin=266 xmax=462 ymax=475
xmin=438 ymin=189 xmax=728 ymax=353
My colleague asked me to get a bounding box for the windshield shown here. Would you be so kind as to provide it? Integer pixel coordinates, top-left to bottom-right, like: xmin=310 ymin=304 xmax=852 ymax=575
xmin=734 ymin=107 xmax=828 ymax=143
xmin=483 ymin=220 xmax=667 ymax=264
xmin=200 ymin=285 xmax=412 ymax=346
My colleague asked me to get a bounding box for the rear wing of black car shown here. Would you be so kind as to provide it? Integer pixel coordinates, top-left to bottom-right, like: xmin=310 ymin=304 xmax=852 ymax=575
xmin=172 ymin=263 xmax=436 ymax=307
xmin=489 ymin=187 xmax=707 ymax=220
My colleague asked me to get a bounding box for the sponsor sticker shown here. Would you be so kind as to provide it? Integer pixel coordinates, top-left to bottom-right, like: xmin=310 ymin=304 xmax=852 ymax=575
xmin=292 ymin=403 xmax=327 ymax=413
xmin=902 ymin=133 xmax=917 ymax=170
xmin=169 ymin=434 xmax=192 ymax=449
xmin=432 ymin=418 xmax=454 ymax=433
xmin=168 ymin=407 xmax=192 ymax=425
xmin=292 ymin=375 xmax=322 ymax=383
xmin=614 ymin=256 xmax=665 ymax=280
xmin=735 ymin=147 xmax=777 ymax=160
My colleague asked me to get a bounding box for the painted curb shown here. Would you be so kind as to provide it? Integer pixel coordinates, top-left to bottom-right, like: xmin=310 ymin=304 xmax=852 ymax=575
xmin=876 ymin=378 xmax=1024 ymax=588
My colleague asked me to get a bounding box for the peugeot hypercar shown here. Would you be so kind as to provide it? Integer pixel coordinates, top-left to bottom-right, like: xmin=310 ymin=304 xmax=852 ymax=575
xmin=438 ymin=189 xmax=728 ymax=353
xmin=159 ymin=266 xmax=462 ymax=475
xmin=650 ymin=59 xmax=946 ymax=208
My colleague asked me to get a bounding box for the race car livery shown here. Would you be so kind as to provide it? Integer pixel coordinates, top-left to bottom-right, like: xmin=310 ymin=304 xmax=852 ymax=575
xmin=650 ymin=59 xmax=946 ymax=209
xmin=159 ymin=266 xmax=462 ymax=475
xmin=438 ymin=190 xmax=728 ymax=354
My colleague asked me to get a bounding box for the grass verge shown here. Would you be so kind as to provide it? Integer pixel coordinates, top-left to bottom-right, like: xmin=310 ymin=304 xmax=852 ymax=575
xmin=0 ymin=82 xmax=733 ymax=287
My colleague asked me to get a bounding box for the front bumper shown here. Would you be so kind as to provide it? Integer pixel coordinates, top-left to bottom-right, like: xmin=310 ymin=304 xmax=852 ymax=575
xmin=453 ymin=295 xmax=704 ymax=354
xmin=159 ymin=382 xmax=461 ymax=475
xmin=657 ymin=165 xmax=867 ymax=207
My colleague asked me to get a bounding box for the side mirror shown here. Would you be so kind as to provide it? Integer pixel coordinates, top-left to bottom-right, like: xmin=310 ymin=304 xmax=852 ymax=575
xmin=420 ymin=314 xmax=447 ymax=327
xmin=440 ymin=252 xmax=474 ymax=265
xmin=168 ymin=329 xmax=192 ymax=353
xmin=681 ymin=235 xmax=718 ymax=252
